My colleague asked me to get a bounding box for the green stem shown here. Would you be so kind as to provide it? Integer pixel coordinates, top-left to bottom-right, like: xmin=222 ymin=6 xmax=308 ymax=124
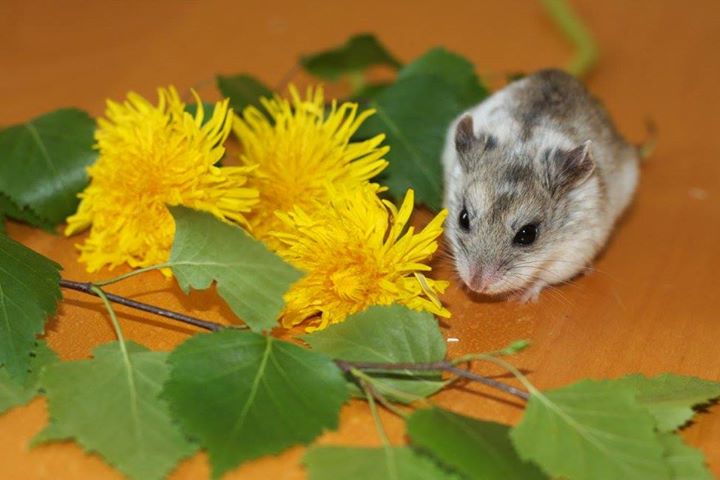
xmin=351 ymin=368 xmax=434 ymax=406
xmin=358 ymin=375 xmax=392 ymax=447
xmin=467 ymin=339 xmax=531 ymax=359
xmin=541 ymin=0 xmax=599 ymax=78
xmin=358 ymin=373 xmax=399 ymax=479
xmin=92 ymin=263 xmax=171 ymax=287
xmin=351 ymin=370 xmax=410 ymax=418
xmin=90 ymin=285 xmax=129 ymax=358
xmin=90 ymin=285 xmax=141 ymax=424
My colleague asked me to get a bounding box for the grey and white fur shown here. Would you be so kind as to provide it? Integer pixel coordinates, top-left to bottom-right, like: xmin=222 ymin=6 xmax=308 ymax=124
xmin=442 ymin=69 xmax=639 ymax=302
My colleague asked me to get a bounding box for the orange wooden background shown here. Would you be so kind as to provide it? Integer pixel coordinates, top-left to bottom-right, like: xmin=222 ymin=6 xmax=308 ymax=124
xmin=2 ymin=1 xmax=720 ymax=478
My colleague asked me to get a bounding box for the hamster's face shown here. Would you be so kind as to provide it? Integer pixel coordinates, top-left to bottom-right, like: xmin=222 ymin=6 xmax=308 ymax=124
xmin=447 ymin=149 xmax=560 ymax=296
xmin=445 ymin=115 xmax=597 ymax=296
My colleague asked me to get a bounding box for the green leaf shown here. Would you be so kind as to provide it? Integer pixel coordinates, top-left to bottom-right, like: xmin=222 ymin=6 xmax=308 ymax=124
xmin=168 ymin=207 xmax=303 ymax=332
xmin=659 ymin=433 xmax=713 ymax=480
xmin=216 ymin=74 xmax=273 ymax=114
xmin=407 ymin=407 xmax=547 ymax=479
xmin=511 ymin=380 xmax=672 ymax=480
xmin=302 ymin=305 xmax=446 ymax=402
xmin=301 ymin=34 xmax=402 ymax=80
xmin=617 ymin=374 xmax=720 ymax=432
xmin=398 ymin=48 xmax=488 ymax=107
xmin=0 ymin=108 xmax=97 ymax=226
xmin=184 ymin=102 xmax=216 ymax=124
xmin=356 ymin=75 xmax=462 ymax=210
xmin=0 ymin=193 xmax=54 ymax=232
xmin=36 ymin=342 xmax=195 ymax=480
xmin=498 ymin=339 xmax=531 ymax=356
xmin=162 ymin=330 xmax=349 ymax=479
xmin=349 ymin=82 xmax=394 ymax=102
xmin=304 ymin=446 xmax=459 ymax=480
xmin=0 ymin=234 xmax=61 ymax=380
xmin=0 ymin=340 xmax=58 ymax=415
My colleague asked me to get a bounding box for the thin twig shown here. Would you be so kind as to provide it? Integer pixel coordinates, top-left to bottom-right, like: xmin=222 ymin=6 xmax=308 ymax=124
xmin=452 ymin=353 xmax=538 ymax=397
xmin=336 ymin=359 xmax=530 ymax=401
xmin=336 ymin=360 xmax=447 ymax=371
xmin=442 ymin=365 xmax=530 ymax=401
xmin=60 ymin=279 xmax=226 ymax=332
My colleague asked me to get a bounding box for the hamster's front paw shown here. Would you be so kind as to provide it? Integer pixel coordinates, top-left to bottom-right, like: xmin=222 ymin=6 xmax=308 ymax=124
xmin=510 ymin=281 xmax=546 ymax=303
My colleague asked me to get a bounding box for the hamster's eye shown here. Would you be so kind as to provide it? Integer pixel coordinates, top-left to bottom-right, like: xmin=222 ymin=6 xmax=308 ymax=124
xmin=513 ymin=224 xmax=537 ymax=245
xmin=459 ymin=207 xmax=470 ymax=231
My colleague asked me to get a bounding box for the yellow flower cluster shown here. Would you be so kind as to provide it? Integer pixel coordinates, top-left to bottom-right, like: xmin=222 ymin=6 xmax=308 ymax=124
xmin=66 ymin=84 xmax=449 ymax=331
xmin=234 ymin=86 xmax=450 ymax=330
xmin=232 ymin=86 xmax=388 ymax=250
xmin=273 ymin=186 xmax=449 ymax=331
xmin=66 ymin=87 xmax=258 ymax=271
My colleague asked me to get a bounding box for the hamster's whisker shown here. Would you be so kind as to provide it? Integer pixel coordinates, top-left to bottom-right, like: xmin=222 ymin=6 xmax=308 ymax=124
xmin=545 ymin=289 xmax=575 ymax=308
xmin=510 ymin=258 xmax=619 ymax=288
xmin=504 ymin=270 xmax=576 ymax=306
xmin=509 ymin=268 xmax=584 ymax=292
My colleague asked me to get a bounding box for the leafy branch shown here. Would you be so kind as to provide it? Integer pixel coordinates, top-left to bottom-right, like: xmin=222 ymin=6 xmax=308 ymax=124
xmin=2 ymin=227 xmax=719 ymax=479
xmin=61 ymin=207 xmax=302 ymax=334
xmin=60 ymin=275 xmax=531 ymax=402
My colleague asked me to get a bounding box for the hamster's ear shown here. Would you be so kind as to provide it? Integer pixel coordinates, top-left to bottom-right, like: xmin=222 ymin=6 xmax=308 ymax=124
xmin=547 ymin=140 xmax=595 ymax=195
xmin=455 ymin=115 xmax=477 ymax=154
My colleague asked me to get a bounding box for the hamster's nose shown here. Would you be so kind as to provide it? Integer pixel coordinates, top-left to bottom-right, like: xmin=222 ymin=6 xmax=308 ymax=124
xmin=469 ymin=266 xmax=502 ymax=293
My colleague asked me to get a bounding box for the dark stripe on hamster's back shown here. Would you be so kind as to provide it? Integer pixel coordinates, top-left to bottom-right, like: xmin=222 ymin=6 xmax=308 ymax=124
xmin=513 ymin=69 xmax=586 ymax=140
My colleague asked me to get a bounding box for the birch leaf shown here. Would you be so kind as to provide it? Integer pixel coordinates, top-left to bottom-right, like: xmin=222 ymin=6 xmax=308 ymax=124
xmin=168 ymin=207 xmax=302 ymax=332
xmin=302 ymin=305 xmax=446 ymax=403
xmin=301 ymin=34 xmax=401 ymax=80
xmin=36 ymin=342 xmax=195 ymax=480
xmin=0 ymin=108 xmax=96 ymax=226
xmin=407 ymin=407 xmax=546 ymax=479
xmin=217 ymin=74 xmax=273 ymax=113
xmin=398 ymin=47 xmax=488 ymax=107
xmin=617 ymin=374 xmax=720 ymax=432
xmin=356 ymin=75 xmax=461 ymax=210
xmin=510 ymin=380 xmax=672 ymax=480
xmin=659 ymin=433 xmax=713 ymax=480
xmin=304 ymin=446 xmax=459 ymax=480
xmin=0 ymin=341 xmax=58 ymax=414
xmin=162 ymin=330 xmax=349 ymax=479
xmin=0 ymin=234 xmax=61 ymax=380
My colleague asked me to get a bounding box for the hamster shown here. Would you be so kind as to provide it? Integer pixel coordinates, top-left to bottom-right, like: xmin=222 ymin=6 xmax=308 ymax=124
xmin=442 ymin=69 xmax=639 ymax=302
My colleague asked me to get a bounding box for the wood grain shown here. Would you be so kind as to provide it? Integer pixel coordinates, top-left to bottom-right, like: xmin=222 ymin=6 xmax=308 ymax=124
xmin=1 ymin=1 xmax=719 ymax=478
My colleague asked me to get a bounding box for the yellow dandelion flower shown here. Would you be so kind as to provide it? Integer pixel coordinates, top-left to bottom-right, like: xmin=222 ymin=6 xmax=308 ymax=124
xmin=273 ymin=186 xmax=450 ymax=332
xmin=233 ymin=85 xmax=389 ymax=249
xmin=65 ymin=86 xmax=258 ymax=272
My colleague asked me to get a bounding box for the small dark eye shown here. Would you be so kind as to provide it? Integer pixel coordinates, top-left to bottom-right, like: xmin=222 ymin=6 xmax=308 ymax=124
xmin=513 ymin=224 xmax=537 ymax=245
xmin=459 ymin=207 xmax=470 ymax=231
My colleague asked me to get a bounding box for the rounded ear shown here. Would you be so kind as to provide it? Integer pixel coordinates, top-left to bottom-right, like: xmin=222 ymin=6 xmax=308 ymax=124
xmin=547 ymin=140 xmax=596 ymax=195
xmin=455 ymin=115 xmax=477 ymax=153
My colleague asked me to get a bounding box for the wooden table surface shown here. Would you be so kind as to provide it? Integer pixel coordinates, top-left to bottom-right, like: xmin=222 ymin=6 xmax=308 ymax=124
xmin=2 ymin=1 xmax=719 ymax=478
